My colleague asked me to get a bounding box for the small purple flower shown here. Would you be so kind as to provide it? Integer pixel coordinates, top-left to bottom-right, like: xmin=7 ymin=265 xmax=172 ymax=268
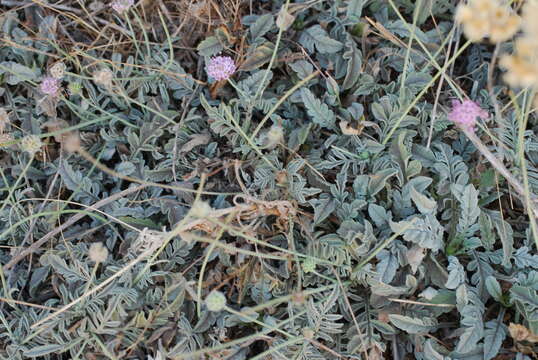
xmin=111 ymin=0 xmax=134 ymax=13
xmin=40 ymin=77 xmax=61 ymax=96
xmin=448 ymin=99 xmax=489 ymax=131
xmin=206 ymin=56 xmax=236 ymax=81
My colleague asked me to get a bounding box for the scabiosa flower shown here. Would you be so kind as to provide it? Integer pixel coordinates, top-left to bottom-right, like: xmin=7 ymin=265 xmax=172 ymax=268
xmin=111 ymin=0 xmax=134 ymax=13
xmin=206 ymin=56 xmax=236 ymax=81
xmin=40 ymin=77 xmax=61 ymax=96
xmin=448 ymin=99 xmax=489 ymax=132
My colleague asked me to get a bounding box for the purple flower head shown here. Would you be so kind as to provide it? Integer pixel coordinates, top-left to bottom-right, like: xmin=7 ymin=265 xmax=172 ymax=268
xmin=448 ymin=99 xmax=489 ymax=131
xmin=206 ymin=56 xmax=236 ymax=81
xmin=111 ymin=0 xmax=134 ymax=13
xmin=40 ymin=77 xmax=61 ymax=96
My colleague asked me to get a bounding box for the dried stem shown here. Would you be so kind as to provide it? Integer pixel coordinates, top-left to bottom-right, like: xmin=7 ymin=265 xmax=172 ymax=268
xmin=462 ymin=126 xmax=538 ymax=218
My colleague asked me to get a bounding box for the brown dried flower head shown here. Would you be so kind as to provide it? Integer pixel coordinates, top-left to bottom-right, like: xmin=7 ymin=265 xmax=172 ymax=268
xmin=455 ymin=0 xmax=520 ymax=43
xmin=93 ymin=68 xmax=113 ymax=88
xmin=0 ymin=108 xmax=9 ymax=134
xmin=89 ymin=242 xmax=108 ymax=263
xmin=49 ymin=62 xmax=66 ymax=80
xmin=499 ymin=0 xmax=538 ymax=88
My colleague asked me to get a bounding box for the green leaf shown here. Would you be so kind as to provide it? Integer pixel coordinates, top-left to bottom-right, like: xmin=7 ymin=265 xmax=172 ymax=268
xmin=299 ymin=25 xmax=343 ymax=54
xmin=423 ymin=339 xmax=448 ymax=360
xmin=289 ymin=60 xmax=313 ymax=78
xmin=309 ymin=195 xmax=336 ymax=225
xmin=410 ymin=186 xmax=437 ymax=214
xmin=24 ymin=344 xmax=66 ymax=358
xmin=390 ymin=215 xmax=444 ymax=251
xmin=488 ymin=211 xmax=513 ymax=267
xmin=300 ymin=88 xmax=336 ymax=129
xmin=485 ymin=276 xmax=502 ymax=302
xmin=511 ymin=285 xmax=538 ymax=307
xmin=347 ymin=0 xmax=366 ymax=20
xmin=0 ymin=61 xmax=38 ymax=85
xmin=452 ymin=184 xmax=480 ymax=238
xmin=389 ymin=314 xmax=437 ymax=334
xmin=445 ymin=256 xmax=465 ymax=289
xmin=115 ymin=161 xmax=136 ymax=176
xmin=484 ymin=319 xmax=507 ymax=360
xmin=342 ymin=38 xmax=362 ymax=90
xmin=250 ymin=14 xmax=274 ymax=40
xmin=480 ymin=168 xmax=496 ymax=189
xmin=117 ymin=216 xmax=160 ymax=230
xmin=240 ymin=42 xmax=275 ymax=71
xmin=368 ymin=168 xmax=397 ymax=197
xmin=402 ymin=72 xmax=432 ymax=93
xmin=288 ymin=123 xmax=312 ymax=150
xmin=196 ymin=36 xmax=223 ymax=57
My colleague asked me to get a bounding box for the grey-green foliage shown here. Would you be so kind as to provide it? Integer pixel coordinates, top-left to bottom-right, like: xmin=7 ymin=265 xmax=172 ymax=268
xmin=1 ymin=0 xmax=537 ymax=359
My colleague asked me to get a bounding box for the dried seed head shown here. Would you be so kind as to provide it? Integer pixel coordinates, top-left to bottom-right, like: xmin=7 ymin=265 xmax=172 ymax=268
xmin=89 ymin=242 xmax=108 ymax=263
xmin=205 ymin=291 xmax=227 ymax=312
xmin=190 ymin=200 xmax=212 ymax=218
xmin=131 ymin=228 xmax=166 ymax=254
xmin=206 ymin=56 xmax=236 ymax=81
xmin=302 ymin=328 xmax=315 ymax=340
xmin=522 ymin=0 xmax=538 ymax=35
xmin=500 ymin=53 xmax=538 ymax=88
xmin=302 ymin=258 xmax=316 ymax=273
xmin=291 ymin=291 xmax=306 ymax=305
xmin=63 ymin=132 xmax=81 ymax=153
xmin=0 ymin=108 xmax=9 ymax=134
xmin=93 ymin=68 xmax=113 ymax=88
xmin=455 ymin=0 xmax=520 ymax=43
xmin=20 ymin=135 xmax=43 ymax=154
xmin=264 ymin=125 xmax=284 ymax=149
xmin=49 ymin=62 xmax=66 ymax=79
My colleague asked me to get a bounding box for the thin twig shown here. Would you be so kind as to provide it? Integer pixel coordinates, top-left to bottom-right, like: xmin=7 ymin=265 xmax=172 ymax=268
xmin=388 ymin=297 xmax=456 ymax=308
xmin=0 ymin=296 xmax=57 ymax=311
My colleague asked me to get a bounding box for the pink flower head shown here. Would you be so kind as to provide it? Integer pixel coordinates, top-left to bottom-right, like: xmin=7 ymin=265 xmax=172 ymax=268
xmin=40 ymin=77 xmax=61 ymax=96
xmin=206 ymin=56 xmax=236 ymax=81
xmin=448 ymin=99 xmax=489 ymax=131
xmin=111 ymin=0 xmax=134 ymax=13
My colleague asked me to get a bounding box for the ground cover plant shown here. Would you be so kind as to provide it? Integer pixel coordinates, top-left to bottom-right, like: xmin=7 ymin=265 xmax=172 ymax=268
xmin=2 ymin=0 xmax=538 ymax=358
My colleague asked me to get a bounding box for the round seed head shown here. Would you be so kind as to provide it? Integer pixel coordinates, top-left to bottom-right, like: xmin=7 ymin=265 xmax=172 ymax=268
xmin=49 ymin=62 xmax=66 ymax=79
xmin=93 ymin=68 xmax=114 ymax=88
xmin=206 ymin=291 xmax=227 ymax=312
xmin=89 ymin=242 xmax=109 ymax=263
xmin=20 ymin=135 xmax=42 ymax=154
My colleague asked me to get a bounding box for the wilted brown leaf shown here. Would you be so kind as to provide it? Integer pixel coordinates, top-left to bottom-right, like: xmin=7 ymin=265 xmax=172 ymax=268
xmin=509 ymin=323 xmax=538 ymax=343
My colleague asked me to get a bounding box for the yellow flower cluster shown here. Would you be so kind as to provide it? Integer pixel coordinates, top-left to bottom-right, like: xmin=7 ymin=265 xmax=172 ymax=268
xmin=500 ymin=1 xmax=538 ymax=88
xmin=455 ymin=0 xmax=521 ymax=43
